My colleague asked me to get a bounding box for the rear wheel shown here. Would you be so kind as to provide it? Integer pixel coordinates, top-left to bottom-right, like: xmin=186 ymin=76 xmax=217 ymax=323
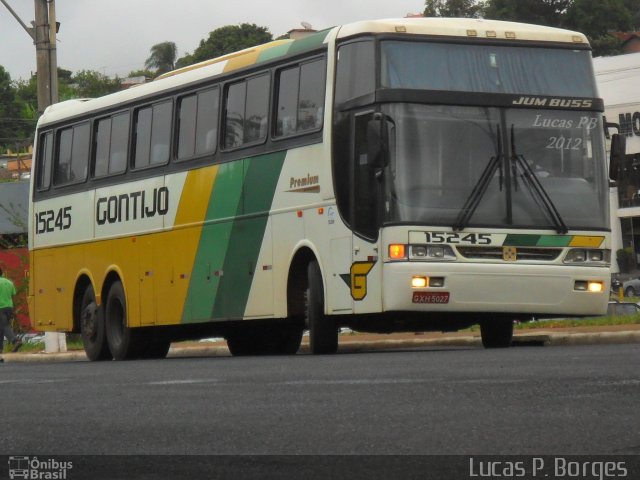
xmin=105 ymin=281 xmax=144 ymax=360
xmin=625 ymin=286 xmax=636 ymax=297
xmin=307 ymin=261 xmax=338 ymax=354
xmin=80 ymin=285 xmax=111 ymax=361
xmin=480 ymin=319 xmax=513 ymax=349
xmin=139 ymin=334 xmax=171 ymax=359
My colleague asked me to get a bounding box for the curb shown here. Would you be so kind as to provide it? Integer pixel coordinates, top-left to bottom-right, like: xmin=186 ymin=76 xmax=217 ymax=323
xmin=2 ymin=331 xmax=640 ymax=363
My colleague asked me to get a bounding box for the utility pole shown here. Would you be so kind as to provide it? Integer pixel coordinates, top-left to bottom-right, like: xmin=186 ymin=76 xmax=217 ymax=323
xmin=1 ymin=0 xmax=59 ymax=113
xmin=34 ymin=0 xmax=58 ymax=112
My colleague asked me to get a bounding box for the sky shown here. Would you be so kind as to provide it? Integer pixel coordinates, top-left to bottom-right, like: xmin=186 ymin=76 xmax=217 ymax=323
xmin=0 ymin=0 xmax=425 ymax=81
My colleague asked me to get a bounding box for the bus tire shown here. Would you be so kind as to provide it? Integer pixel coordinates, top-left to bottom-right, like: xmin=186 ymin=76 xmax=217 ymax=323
xmin=80 ymin=285 xmax=111 ymax=361
xmin=265 ymin=323 xmax=303 ymax=355
xmin=480 ymin=319 xmax=513 ymax=349
xmin=105 ymin=281 xmax=143 ymax=360
xmin=226 ymin=331 xmax=259 ymax=356
xmin=307 ymin=261 xmax=338 ymax=354
xmin=140 ymin=335 xmax=171 ymax=359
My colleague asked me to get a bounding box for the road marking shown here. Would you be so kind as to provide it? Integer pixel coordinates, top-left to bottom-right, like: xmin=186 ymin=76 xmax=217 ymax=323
xmin=146 ymin=379 xmax=220 ymax=385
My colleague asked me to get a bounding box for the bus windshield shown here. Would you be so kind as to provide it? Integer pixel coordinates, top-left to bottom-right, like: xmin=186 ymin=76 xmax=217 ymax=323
xmin=383 ymin=104 xmax=609 ymax=230
xmin=381 ymin=41 xmax=597 ymax=97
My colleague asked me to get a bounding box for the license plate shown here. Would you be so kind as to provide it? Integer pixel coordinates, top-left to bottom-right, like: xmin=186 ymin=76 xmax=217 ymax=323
xmin=412 ymin=292 xmax=450 ymax=304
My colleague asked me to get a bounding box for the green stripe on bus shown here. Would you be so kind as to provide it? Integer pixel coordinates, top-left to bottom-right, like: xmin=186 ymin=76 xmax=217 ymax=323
xmin=211 ymin=151 xmax=286 ymax=319
xmin=183 ymin=161 xmax=245 ymax=323
xmin=257 ymin=43 xmax=292 ymax=63
xmin=503 ymin=234 xmax=573 ymax=247
xmin=286 ymin=29 xmax=332 ymax=56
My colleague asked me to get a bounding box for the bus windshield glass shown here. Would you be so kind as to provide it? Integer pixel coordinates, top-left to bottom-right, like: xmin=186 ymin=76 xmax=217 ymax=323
xmin=381 ymin=41 xmax=597 ymax=97
xmin=382 ymin=104 xmax=609 ymax=230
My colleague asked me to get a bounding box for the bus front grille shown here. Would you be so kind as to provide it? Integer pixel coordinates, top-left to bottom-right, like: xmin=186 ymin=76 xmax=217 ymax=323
xmin=456 ymin=246 xmax=563 ymax=262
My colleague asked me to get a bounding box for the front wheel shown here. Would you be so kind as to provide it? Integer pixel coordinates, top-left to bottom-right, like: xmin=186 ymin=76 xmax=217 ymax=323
xmin=307 ymin=261 xmax=338 ymax=354
xmin=625 ymin=286 xmax=636 ymax=298
xmin=80 ymin=285 xmax=111 ymax=361
xmin=480 ymin=319 xmax=513 ymax=349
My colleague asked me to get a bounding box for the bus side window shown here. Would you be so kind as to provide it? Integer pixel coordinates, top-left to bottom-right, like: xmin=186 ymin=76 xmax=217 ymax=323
xmin=177 ymin=86 xmax=219 ymax=161
xmin=134 ymin=101 xmax=172 ymax=169
xmin=195 ymin=87 xmax=219 ymax=155
xmin=109 ymin=113 xmax=130 ymax=174
xmin=54 ymin=123 xmax=89 ymax=186
xmin=298 ymin=59 xmax=325 ymax=132
xmin=37 ymin=131 xmax=53 ymax=190
xmin=274 ymin=58 xmax=326 ymax=138
xmin=224 ymin=73 xmax=269 ymax=149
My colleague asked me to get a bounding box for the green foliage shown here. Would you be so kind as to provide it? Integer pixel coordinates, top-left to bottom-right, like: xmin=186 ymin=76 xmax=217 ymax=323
xmin=0 ymin=66 xmax=34 ymax=150
xmin=483 ymin=0 xmax=571 ymax=27
xmin=127 ymin=69 xmax=155 ymax=79
xmin=176 ymin=23 xmax=273 ymax=68
xmin=479 ymin=0 xmax=638 ymax=56
xmin=145 ymin=41 xmax=177 ymax=75
xmin=565 ymin=0 xmax=633 ymax=37
xmin=424 ymin=0 xmax=483 ymax=17
xmin=66 ymin=70 xmax=121 ymax=98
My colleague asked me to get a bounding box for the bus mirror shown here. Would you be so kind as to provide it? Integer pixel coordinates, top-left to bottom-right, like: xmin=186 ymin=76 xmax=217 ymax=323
xmin=609 ymin=134 xmax=626 ymax=181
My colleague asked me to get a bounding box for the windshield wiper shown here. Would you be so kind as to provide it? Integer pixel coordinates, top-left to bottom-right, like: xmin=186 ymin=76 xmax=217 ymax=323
xmin=453 ymin=126 xmax=503 ymax=231
xmin=509 ymin=125 xmax=568 ymax=234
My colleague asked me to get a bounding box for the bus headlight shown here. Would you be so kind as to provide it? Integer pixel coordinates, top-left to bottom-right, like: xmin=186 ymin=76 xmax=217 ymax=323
xmin=409 ymin=245 xmax=456 ymax=261
xmin=564 ymin=249 xmax=610 ymax=265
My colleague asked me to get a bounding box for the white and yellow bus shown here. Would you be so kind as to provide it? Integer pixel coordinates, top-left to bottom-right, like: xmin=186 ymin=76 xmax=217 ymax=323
xmin=29 ymin=18 xmax=614 ymax=360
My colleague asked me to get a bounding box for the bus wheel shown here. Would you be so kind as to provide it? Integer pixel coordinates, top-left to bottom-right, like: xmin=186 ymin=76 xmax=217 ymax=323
xmin=105 ymin=281 xmax=143 ymax=360
xmin=307 ymin=261 xmax=338 ymax=354
xmin=480 ymin=319 xmax=513 ymax=349
xmin=264 ymin=323 xmax=303 ymax=355
xmin=140 ymin=335 xmax=171 ymax=359
xmin=80 ymin=285 xmax=111 ymax=361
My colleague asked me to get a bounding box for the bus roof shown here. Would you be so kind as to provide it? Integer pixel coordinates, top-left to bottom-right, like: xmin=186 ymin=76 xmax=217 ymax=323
xmin=37 ymin=17 xmax=589 ymax=128
xmin=336 ymin=17 xmax=589 ymax=45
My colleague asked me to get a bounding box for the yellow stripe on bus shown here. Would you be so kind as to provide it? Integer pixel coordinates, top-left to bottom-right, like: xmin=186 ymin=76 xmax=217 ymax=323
xmin=154 ymin=166 xmax=219 ymax=325
xmin=569 ymin=236 xmax=605 ymax=248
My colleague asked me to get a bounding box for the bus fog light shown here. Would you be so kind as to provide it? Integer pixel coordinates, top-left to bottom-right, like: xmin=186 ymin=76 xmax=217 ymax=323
xmin=588 ymin=281 xmax=603 ymax=293
xmin=411 ymin=276 xmax=427 ymax=288
xmin=429 ymin=277 xmax=445 ymax=287
xmin=574 ymin=281 xmax=588 ymax=291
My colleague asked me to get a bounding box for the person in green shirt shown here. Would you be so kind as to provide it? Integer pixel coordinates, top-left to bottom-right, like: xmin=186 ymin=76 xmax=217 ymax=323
xmin=0 ymin=267 xmax=21 ymax=361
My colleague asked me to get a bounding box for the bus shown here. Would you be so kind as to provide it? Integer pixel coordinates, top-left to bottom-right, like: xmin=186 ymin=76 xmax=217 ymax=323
xmin=28 ymin=17 xmax=615 ymax=360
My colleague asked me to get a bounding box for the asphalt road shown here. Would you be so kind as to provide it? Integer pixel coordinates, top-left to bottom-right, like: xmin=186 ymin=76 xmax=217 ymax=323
xmin=2 ymin=343 xmax=639 ymax=457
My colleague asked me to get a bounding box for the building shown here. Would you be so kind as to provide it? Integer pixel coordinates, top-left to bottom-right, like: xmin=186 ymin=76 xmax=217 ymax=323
xmin=594 ymin=52 xmax=640 ymax=272
xmin=613 ymin=32 xmax=640 ymax=54
xmin=0 ymin=180 xmax=30 ymax=329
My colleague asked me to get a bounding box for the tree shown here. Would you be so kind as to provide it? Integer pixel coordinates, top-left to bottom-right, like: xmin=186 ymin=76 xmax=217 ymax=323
xmin=145 ymin=41 xmax=177 ymax=75
xmin=66 ymin=70 xmax=121 ymax=99
xmin=424 ymin=0 xmax=483 ymax=18
xmin=565 ymin=0 xmax=633 ymax=37
xmin=176 ymin=24 xmax=272 ymax=68
xmin=0 ymin=66 xmax=25 ymax=149
xmin=481 ymin=0 xmax=637 ymax=56
xmin=127 ymin=69 xmax=155 ymax=79
xmin=483 ymin=0 xmax=572 ymax=28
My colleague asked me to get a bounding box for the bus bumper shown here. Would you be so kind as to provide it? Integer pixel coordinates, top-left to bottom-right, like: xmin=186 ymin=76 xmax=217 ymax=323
xmin=382 ymin=262 xmax=610 ymax=316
